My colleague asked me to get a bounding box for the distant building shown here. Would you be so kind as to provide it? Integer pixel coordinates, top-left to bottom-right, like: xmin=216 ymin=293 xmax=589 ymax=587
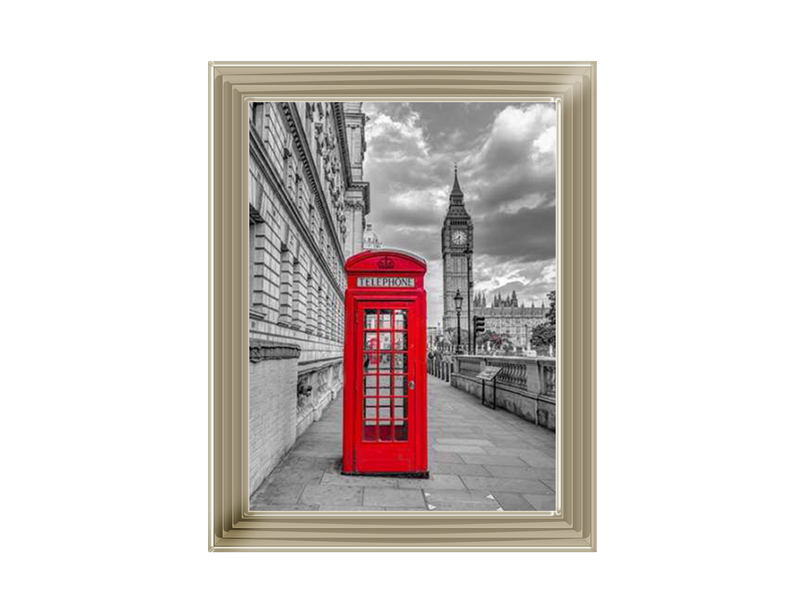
xmin=474 ymin=304 xmax=547 ymax=350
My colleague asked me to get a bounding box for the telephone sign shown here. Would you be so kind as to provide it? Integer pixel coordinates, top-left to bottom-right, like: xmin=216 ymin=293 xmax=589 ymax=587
xmin=356 ymin=276 xmax=415 ymax=288
xmin=342 ymin=249 xmax=428 ymax=477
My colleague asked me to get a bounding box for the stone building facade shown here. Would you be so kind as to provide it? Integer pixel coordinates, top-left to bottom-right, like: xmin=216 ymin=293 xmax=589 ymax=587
xmin=248 ymin=101 xmax=370 ymax=495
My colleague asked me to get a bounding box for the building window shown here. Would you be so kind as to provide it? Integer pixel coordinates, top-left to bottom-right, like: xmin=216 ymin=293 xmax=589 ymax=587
xmin=278 ymin=248 xmax=293 ymax=327
xmin=306 ymin=274 xmax=316 ymax=333
xmin=291 ymin=260 xmax=305 ymax=330
xmin=317 ymin=287 xmax=325 ymax=336
xmin=249 ymin=217 xmax=257 ymax=310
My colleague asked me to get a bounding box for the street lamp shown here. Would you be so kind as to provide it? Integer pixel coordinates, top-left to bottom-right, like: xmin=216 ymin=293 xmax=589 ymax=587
xmin=465 ymin=248 xmax=472 ymax=356
xmin=454 ymin=289 xmax=463 ymax=354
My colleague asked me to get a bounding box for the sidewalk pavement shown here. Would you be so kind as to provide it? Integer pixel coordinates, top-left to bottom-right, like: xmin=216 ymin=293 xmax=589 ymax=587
xmin=250 ymin=374 xmax=556 ymax=511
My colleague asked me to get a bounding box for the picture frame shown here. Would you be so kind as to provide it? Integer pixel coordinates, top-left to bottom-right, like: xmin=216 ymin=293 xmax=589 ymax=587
xmin=209 ymin=61 xmax=596 ymax=551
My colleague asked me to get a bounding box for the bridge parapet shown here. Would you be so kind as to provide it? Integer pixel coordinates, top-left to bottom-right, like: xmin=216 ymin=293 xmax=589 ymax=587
xmin=451 ymin=355 xmax=556 ymax=431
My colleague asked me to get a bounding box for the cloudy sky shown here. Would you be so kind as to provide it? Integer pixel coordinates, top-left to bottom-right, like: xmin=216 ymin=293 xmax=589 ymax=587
xmin=362 ymin=102 xmax=556 ymax=327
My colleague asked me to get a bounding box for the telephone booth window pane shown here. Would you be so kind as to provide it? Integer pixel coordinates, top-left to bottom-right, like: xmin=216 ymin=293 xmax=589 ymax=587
xmin=365 ymin=407 xmax=377 ymax=420
xmin=393 ymin=376 xmax=406 ymax=396
xmin=394 ymin=354 xmax=408 ymax=371
xmin=394 ymin=398 xmax=407 ymax=419
xmin=394 ymin=309 xmax=407 ymax=329
xmin=379 ymin=310 xmax=392 ymax=330
xmin=379 ymin=332 xmax=392 ymax=350
xmin=363 ymin=423 xmax=377 ymax=441
xmin=379 ymin=420 xmax=392 ymax=441
xmin=364 ymin=376 xmax=377 ymax=396
xmin=364 ymin=332 xmax=378 ymax=351
xmin=379 ymin=353 xmax=391 ymax=370
xmin=394 ymin=332 xmax=407 ymax=350
xmin=365 ymin=310 xmax=377 ymax=329
xmin=394 ymin=422 xmax=408 ymax=441
xmin=379 ymin=406 xmax=391 ymax=419
xmin=364 ymin=354 xmax=378 ymax=370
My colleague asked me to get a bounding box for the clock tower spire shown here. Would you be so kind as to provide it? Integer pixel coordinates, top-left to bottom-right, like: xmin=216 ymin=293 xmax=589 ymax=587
xmin=450 ymin=163 xmax=464 ymax=204
xmin=441 ymin=164 xmax=474 ymax=344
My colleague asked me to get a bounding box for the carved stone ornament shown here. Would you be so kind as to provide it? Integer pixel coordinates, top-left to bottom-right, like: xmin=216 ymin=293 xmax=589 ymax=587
xmin=249 ymin=340 xmax=302 ymax=363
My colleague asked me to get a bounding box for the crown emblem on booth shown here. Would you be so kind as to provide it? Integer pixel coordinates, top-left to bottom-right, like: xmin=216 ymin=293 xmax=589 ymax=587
xmin=378 ymin=256 xmax=395 ymax=270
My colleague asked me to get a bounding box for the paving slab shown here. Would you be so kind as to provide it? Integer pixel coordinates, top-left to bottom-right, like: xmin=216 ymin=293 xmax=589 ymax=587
xmin=317 ymin=506 xmax=385 ymax=511
xmin=250 ymin=503 xmax=320 ymax=511
xmin=518 ymin=452 xmax=557 ymax=469
xmin=435 ymin=438 xmax=495 ymax=447
xmin=433 ymin=444 xmax=486 ymax=454
xmin=483 ymin=464 xmax=556 ymax=481
xmin=523 ymin=493 xmax=556 ymax=511
xmin=424 ymin=490 xmax=502 ymax=511
xmin=429 ymin=451 xmax=464 ymax=463
xmin=460 ymin=475 xmax=555 ymax=495
xmin=364 ymin=488 xmax=426 ymax=508
xmin=424 ymin=490 xmax=500 ymax=504
xmin=398 ymin=474 xmax=465 ymax=491
xmin=251 ymin=482 xmax=304 ymax=506
xmin=267 ymin=467 xmax=325 ymax=486
xmin=320 ymin=473 xmax=398 ymax=488
xmin=458 ymin=453 xmax=528 ymax=466
xmin=300 ymin=484 xmax=363 ymax=506
xmin=491 ymin=492 xmax=536 ymax=511
xmin=428 ymin=501 xmax=502 ymax=511
xmin=280 ymin=456 xmax=340 ymax=471
xmin=430 ymin=462 xmax=492 ymax=477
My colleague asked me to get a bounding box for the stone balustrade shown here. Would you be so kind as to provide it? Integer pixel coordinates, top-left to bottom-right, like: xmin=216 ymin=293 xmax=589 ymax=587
xmin=450 ymin=354 xmax=556 ymax=431
xmin=427 ymin=354 xmax=454 ymax=382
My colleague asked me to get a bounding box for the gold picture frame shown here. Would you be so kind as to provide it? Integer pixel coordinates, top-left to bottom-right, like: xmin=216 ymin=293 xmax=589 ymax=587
xmin=209 ymin=62 xmax=596 ymax=551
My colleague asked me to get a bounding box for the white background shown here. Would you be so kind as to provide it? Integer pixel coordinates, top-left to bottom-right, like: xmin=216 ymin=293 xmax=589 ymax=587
xmin=1 ymin=1 xmax=801 ymax=601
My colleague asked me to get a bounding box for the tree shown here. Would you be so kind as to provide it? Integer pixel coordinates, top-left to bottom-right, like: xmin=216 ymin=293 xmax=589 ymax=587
xmin=545 ymin=290 xmax=556 ymax=325
xmin=475 ymin=329 xmax=512 ymax=353
xmin=530 ymin=322 xmax=555 ymax=354
xmin=530 ymin=290 xmax=556 ymax=355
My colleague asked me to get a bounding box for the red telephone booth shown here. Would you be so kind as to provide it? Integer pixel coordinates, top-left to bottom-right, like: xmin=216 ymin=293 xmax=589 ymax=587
xmin=342 ymin=249 xmax=428 ymax=477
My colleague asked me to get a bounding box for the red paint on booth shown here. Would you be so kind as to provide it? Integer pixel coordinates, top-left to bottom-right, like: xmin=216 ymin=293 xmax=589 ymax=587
xmin=342 ymin=249 xmax=428 ymax=476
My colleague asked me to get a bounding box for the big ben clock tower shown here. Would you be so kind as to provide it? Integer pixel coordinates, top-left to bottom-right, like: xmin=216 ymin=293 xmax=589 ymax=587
xmin=441 ymin=164 xmax=474 ymax=340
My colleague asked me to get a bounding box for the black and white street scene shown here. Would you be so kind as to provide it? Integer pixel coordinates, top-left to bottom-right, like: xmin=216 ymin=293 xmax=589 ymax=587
xmin=248 ymin=102 xmax=557 ymax=511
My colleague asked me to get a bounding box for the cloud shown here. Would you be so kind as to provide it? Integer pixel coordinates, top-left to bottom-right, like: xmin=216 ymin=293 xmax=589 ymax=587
xmin=474 ymin=204 xmax=556 ymax=263
xmin=362 ymin=102 xmax=557 ymax=325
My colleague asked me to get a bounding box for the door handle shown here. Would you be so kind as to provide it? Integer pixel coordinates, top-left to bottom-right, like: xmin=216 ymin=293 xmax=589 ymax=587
xmin=409 ymin=380 xmax=415 ymax=390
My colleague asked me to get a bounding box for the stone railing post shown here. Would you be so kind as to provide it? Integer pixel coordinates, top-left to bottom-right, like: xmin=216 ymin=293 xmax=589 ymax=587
xmin=525 ymin=360 xmax=542 ymax=395
xmin=536 ymin=358 xmax=556 ymax=399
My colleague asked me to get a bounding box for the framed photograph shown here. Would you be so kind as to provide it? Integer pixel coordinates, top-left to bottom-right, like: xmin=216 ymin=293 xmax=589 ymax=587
xmin=209 ymin=62 xmax=596 ymax=551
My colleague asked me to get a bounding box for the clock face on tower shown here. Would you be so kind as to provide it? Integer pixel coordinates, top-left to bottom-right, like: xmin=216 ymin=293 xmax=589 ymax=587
xmin=451 ymin=230 xmax=467 ymax=245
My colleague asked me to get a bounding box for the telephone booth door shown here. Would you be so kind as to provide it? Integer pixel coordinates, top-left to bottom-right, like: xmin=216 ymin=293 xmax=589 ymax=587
xmin=342 ymin=250 xmax=428 ymax=477
xmin=356 ymin=301 xmax=417 ymax=472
